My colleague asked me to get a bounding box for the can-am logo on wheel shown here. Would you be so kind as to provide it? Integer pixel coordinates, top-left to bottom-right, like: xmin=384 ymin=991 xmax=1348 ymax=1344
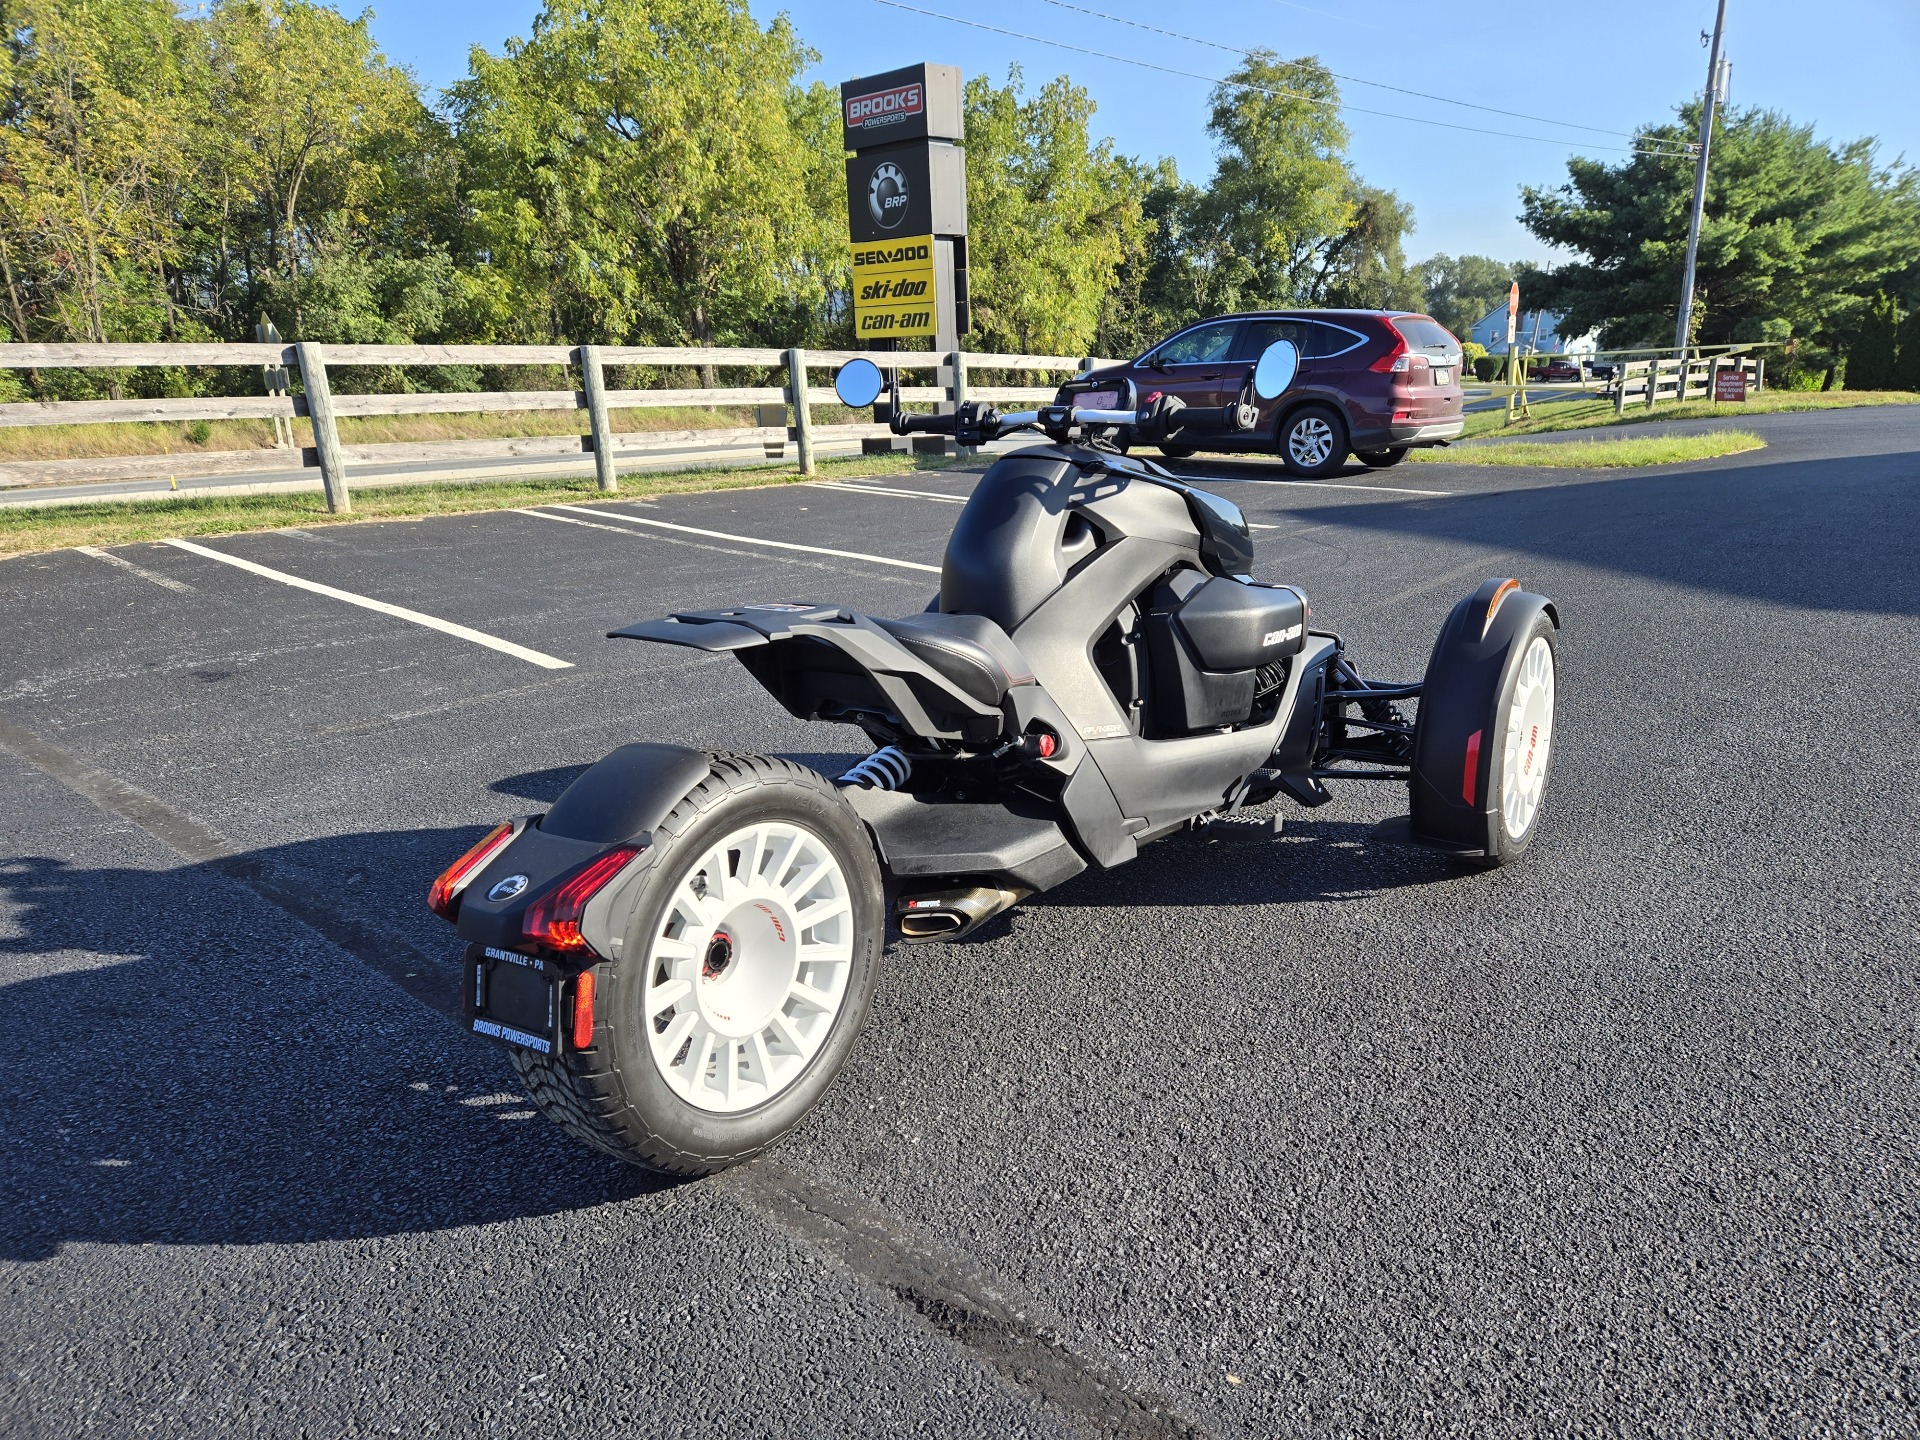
xmin=845 ymin=82 xmax=922 ymax=133
xmin=868 ymin=162 xmax=910 ymax=230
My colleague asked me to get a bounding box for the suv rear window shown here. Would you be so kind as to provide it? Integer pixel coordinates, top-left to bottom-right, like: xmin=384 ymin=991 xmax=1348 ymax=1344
xmin=1394 ymin=318 xmax=1458 ymax=353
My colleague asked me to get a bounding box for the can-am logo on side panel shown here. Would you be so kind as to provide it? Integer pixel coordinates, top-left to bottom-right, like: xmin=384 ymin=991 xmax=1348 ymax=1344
xmin=845 ymin=83 xmax=923 ymax=132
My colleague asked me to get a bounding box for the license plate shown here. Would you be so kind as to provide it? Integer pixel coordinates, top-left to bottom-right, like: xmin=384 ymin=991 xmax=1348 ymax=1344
xmin=1431 ymin=368 xmax=1451 ymax=385
xmin=468 ymin=945 xmax=561 ymax=1054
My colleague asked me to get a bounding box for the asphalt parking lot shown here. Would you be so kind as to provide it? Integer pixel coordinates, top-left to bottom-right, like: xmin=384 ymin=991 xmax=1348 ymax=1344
xmin=2 ymin=406 xmax=1916 ymax=1438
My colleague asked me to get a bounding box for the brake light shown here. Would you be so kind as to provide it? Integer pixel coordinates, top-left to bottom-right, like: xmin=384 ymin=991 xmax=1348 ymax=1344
xmin=1369 ymin=322 xmax=1411 ymax=373
xmin=427 ymin=822 xmax=514 ymax=921
xmin=522 ymin=846 xmax=643 ymax=956
xmin=571 ymin=969 xmax=596 ymax=1050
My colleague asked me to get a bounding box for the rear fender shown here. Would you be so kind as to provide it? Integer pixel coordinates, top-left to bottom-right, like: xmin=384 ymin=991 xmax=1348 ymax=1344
xmin=453 ymin=743 xmax=711 ymax=961
xmin=1410 ymin=579 xmax=1559 ymax=852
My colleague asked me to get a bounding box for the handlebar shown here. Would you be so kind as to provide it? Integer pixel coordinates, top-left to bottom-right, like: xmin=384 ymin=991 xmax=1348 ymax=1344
xmin=889 ymin=398 xmax=1251 ymax=447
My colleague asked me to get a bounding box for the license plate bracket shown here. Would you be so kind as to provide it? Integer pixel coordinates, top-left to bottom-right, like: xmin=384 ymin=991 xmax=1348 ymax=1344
xmin=1432 ymin=368 xmax=1451 ymax=385
xmin=467 ymin=944 xmax=562 ymax=1055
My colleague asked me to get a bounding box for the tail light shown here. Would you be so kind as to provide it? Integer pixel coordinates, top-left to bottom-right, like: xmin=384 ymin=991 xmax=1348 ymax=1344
xmin=522 ymin=846 xmax=643 ymax=956
xmin=1369 ymin=322 xmax=1411 ymax=373
xmin=427 ymin=822 xmax=514 ymax=921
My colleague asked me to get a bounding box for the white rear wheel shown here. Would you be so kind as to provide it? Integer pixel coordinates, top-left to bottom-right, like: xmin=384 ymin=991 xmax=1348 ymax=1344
xmin=644 ymin=820 xmax=854 ymax=1114
xmin=1500 ymin=635 xmax=1556 ymax=840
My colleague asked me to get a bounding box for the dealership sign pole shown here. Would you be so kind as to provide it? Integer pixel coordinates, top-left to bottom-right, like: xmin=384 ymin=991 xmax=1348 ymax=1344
xmin=841 ymin=64 xmax=968 ymax=448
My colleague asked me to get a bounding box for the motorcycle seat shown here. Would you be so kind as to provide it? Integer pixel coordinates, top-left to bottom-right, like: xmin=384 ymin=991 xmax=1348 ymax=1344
xmin=875 ymin=612 xmax=1036 ymax=708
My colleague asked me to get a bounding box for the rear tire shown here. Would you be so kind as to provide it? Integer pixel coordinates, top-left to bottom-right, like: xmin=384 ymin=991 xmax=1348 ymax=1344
xmin=1482 ymin=616 xmax=1557 ymax=864
xmin=511 ymin=754 xmax=884 ymax=1176
xmin=1357 ymin=446 xmax=1409 ymax=468
xmin=1279 ymin=404 xmax=1348 ymax=478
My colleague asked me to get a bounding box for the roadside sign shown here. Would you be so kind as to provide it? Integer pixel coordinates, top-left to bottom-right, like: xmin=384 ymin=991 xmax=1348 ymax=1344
xmin=1506 ymin=282 xmax=1519 ymax=346
xmin=1714 ymin=368 xmax=1748 ymax=402
xmin=851 ymin=234 xmax=938 ymax=339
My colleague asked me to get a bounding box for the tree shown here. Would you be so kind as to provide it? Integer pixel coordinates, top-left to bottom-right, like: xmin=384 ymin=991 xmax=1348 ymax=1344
xmin=1195 ymin=52 xmax=1352 ymax=311
xmin=1417 ymin=253 xmax=1516 ymax=337
xmin=1520 ymin=104 xmax=1920 ymax=358
xmin=450 ymin=0 xmax=824 ymax=363
xmin=1846 ymin=293 xmax=1898 ymax=389
xmin=1893 ymin=307 xmax=1920 ymax=392
xmin=961 ymin=67 xmax=1148 ymax=357
xmin=1308 ymin=181 xmax=1420 ymax=311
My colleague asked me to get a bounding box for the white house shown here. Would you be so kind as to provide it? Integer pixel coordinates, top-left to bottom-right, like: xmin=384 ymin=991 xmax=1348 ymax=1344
xmin=1467 ymin=306 xmax=1597 ymax=356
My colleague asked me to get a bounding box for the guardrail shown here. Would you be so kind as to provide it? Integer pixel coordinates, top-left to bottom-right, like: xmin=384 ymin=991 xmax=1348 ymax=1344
xmin=0 ymin=343 xmax=1115 ymax=511
xmin=1473 ymin=343 xmax=1773 ymax=421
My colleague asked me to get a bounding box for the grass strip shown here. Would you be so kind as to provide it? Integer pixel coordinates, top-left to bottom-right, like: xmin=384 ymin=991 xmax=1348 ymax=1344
xmin=0 ymin=452 xmax=960 ymax=559
xmin=1413 ymin=429 xmax=1764 ymax=468
xmin=1459 ymin=388 xmax=1916 ymax=440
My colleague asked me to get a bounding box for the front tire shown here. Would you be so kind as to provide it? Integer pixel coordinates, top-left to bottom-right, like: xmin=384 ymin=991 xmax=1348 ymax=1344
xmin=1357 ymin=446 xmax=1409 ymax=468
xmin=1158 ymin=441 xmax=1197 ymax=460
xmin=511 ymin=754 xmax=884 ymax=1176
xmin=1279 ymin=404 xmax=1348 ymax=478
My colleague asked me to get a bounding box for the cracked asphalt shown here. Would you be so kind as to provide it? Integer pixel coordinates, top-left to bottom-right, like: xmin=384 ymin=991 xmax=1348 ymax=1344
xmin=1 ymin=405 xmax=1915 ymax=1437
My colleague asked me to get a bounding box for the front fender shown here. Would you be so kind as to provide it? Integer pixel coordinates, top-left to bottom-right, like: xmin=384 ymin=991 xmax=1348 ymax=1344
xmin=1409 ymin=579 xmax=1559 ymax=852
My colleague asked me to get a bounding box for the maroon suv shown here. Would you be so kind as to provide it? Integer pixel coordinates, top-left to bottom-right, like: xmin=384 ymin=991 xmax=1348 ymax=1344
xmin=1072 ymin=311 xmax=1466 ymax=477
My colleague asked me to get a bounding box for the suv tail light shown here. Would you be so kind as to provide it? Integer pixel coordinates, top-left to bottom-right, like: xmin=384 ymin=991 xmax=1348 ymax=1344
xmin=1369 ymin=321 xmax=1411 ymax=373
xmin=522 ymin=846 xmax=643 ymax=956
xmin=427 ymin=822 xmax=514 ymax=921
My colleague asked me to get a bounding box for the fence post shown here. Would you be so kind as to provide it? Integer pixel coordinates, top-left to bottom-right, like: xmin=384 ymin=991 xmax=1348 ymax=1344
xmin=579 ymin=344 xmax=619 ymax=493
xmin=1614 ymin=360 xmax=1628 ymax=416
xmin=785 ymin=347 xmax=815 ymax=476
xmin=1756 ymin=355 xmax=1765 ymax=393
xmin=947 ymin=350 xmax=971 ymax=456
xmin=1648 ymin=358 xmax=1659 ymax=410
xmin=294 ymin=341 xmax=350 ymax=514
xmin=255 ymin=314 xmax=293 ymax=449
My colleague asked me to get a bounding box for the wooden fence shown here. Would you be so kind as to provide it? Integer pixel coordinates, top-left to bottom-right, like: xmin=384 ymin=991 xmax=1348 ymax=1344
xmin=1611 ymin=353 xmax=1763 ymax=413
xmin=0 ymin=343 xmax=1114 ymax=510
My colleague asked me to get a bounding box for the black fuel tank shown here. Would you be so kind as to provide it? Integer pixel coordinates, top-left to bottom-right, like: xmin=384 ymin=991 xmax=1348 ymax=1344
xmin=939 ymin=453 xmax=1078 ymax=631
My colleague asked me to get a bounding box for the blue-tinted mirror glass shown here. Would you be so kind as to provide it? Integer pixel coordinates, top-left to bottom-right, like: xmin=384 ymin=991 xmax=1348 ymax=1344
xmin=834 ymin=357 xmax=884 ymax=409
xmin=1251 ymin=340 xmax=1299 ymax=401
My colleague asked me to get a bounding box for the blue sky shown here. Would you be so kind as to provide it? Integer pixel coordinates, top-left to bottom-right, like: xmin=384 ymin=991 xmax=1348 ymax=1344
xmin=362 ymin=0 xmax=1920 ymax=266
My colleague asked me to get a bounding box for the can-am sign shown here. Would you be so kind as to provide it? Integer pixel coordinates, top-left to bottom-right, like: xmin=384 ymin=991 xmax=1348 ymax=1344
xmin=845 ymin=82 xmax=923 ymax=134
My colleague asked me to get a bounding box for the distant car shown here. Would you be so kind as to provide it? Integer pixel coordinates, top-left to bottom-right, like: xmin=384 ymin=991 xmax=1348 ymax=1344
xmin=1063 ymin=310 xmax=1465 ymax=477
xmin=1531 ymin=358 xmax=1585 ymax=383
xmin=1587 ymin=361 xmax=1619 ymax=382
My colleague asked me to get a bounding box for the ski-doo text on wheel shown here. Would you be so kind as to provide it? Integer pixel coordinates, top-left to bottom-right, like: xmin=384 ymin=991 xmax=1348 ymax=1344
xmin=427 ymin=338 xmax=1562 ymax=1176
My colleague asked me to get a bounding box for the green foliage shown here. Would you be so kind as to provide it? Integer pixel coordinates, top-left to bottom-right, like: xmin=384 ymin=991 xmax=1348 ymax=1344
xmin=1520 ymin=105 xmax=1920 ymax=355
xmin=962 ymin=67 xmax=1147 ymax=357
xmin=1846 ymin=293 xmax=1899 ymax=389
xmin=1472 ymin=354 xmax=1502 ymax=382
xmin=1417 ymin=255 xmax=1515 ymax=337
xmin=1893 ymin=307 xmax=1920 ymax=391
xmin=449 ymin=0 xmax=826 ymax=348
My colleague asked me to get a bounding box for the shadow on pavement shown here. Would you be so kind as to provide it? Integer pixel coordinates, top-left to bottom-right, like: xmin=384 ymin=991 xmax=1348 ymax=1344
xmin=0 ymin=831 xmax=671 ymax=1263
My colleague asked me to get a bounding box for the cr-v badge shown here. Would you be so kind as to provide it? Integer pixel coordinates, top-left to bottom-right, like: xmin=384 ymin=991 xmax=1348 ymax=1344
xmin=868 ymin=162 xmax=909 ymax=229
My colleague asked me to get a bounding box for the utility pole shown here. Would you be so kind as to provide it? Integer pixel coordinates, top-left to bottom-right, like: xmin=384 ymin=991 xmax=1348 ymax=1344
xmin=1674 ymin=0 xmax=1729 ymax=356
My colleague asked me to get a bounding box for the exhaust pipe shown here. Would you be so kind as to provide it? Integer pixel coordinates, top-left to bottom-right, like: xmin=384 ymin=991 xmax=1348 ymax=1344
xmin=895 ymin=885 xmax=1030 ymax=942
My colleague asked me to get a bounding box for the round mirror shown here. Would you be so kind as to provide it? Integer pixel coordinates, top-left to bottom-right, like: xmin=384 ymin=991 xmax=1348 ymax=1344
xmin=1251 ymin=339 xmax=1299 ymax=401
xmin=833 ymin=357 xmax=884 ymax=409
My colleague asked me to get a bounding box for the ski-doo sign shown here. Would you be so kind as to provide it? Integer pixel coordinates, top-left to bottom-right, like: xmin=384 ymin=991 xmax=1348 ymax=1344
xmin=839 ymin=63 xmax=962 ymax=150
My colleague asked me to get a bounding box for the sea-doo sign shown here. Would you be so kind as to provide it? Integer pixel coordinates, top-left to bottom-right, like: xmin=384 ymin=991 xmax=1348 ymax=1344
xmin=839 ymin=62 xmax=962 ymax=150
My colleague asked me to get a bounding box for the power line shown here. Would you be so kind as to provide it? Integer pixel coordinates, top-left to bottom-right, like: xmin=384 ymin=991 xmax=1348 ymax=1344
xmin=1035 ymin=0 xmax=1644 ymax=142
xmin=872 ymin=0 xmax=1690 ymax=158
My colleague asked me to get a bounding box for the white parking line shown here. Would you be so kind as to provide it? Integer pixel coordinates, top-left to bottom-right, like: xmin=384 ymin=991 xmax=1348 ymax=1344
xmin=545 ymin=503 xmax=942 ymax=574
xmin=162 ymin=538 xmax=573 ymax=669
xmin=1185 ymin=475 xmax=1451 ymax=498
xmin=78 ymin=545 xmax=195 ymax=594
xmin=807 ymin=480 xmax=968 ymax=504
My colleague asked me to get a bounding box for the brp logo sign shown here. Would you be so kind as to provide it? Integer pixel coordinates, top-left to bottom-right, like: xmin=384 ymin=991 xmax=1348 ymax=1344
xmin=487 ymin=874 xmax=529 ymax=901
xmin=868 ymin=162 xmax=910 ymax=230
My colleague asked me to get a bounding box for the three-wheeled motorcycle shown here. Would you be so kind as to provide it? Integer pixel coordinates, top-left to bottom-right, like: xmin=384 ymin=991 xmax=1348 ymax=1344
xmin=428 ymin=340 xmax=1560 ymax=1175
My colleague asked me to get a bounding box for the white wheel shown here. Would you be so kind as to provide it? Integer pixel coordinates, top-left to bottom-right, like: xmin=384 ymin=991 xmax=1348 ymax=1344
xmin=1499 ymin=634 xmax=1555 ymax=840
xmin=643 ymin=820 xmax=854 ymax=1114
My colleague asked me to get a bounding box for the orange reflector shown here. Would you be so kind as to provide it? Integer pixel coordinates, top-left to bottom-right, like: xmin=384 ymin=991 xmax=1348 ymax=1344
xmin=1481 ymin=579 xmax=1520 ymax=638
xmin=1462 ymin=729 xmax=1483 ymax=805
xmin=571 ymin=970 xmax=596 ymax=1051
